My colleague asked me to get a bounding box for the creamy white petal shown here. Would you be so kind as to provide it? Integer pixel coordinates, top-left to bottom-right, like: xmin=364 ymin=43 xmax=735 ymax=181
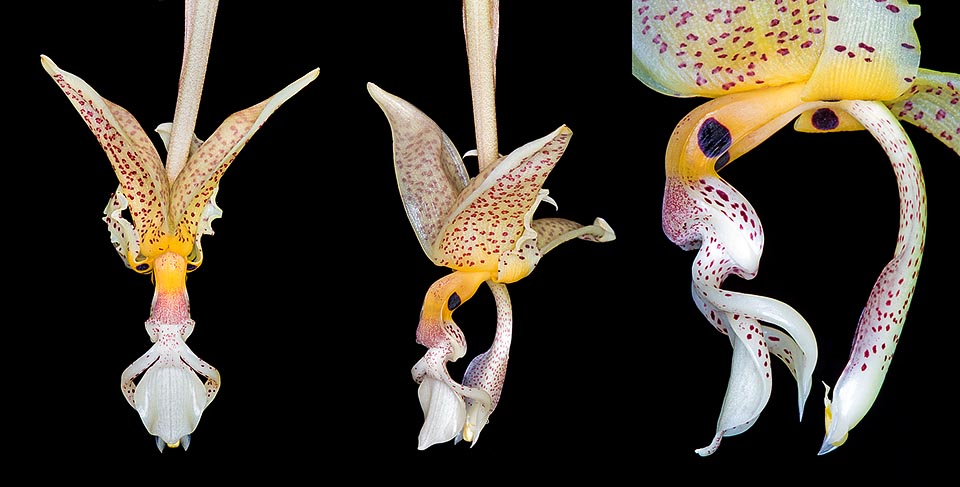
xmin=417 ymin=377 xmax=467 ymax=450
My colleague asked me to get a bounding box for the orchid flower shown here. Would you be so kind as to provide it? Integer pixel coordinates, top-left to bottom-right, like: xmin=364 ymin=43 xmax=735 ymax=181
xmin=632 ymin=0 xmax=958 ymax=455
xmin=41 ymin=0 xmax=318 ymax=450
xmin=369 ymin=0 xmax=615 ymax=450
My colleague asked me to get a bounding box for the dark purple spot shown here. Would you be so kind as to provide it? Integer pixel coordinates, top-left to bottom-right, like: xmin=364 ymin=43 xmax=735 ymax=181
xmin=447 ymin=292 xmax=462 ymax=311
xmin=697 ymin=117 xmax=733 ymax=158
xmin=187 ymin=264 xmax=198 ymax=271
xmin=714 ymin=152 xmax=731 ymax=171
xmin=811 ymin=108 xmax=840 ymax=130
xmin=136 ymin=263 xmax=150 ymax=272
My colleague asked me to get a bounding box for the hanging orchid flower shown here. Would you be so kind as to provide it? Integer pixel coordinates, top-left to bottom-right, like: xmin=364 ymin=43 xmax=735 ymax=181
xmin=370 ymin=0 xmax=615 ymax=450
xmin=632 ymin=0 xmax=957 ymax=455
xmin=41 ymin=0 xmax=318 ymax=450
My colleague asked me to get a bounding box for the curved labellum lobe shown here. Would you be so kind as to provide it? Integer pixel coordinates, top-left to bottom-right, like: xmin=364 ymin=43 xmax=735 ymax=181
xmin=120 ymin=252 xmax=220 ymax=449
xmin=660 ymin=80 xmax=928 ymax=456
xmin=413 ymin=271 xmax=494 ymax=449
xmin=636 ymin=0 xmax=945 ymax=457
xmin=456 ymin=280 xmax=512 ymax=446
xmin=820 ymin=100 xmax=926 ymax=454
xmin=417 ymin=376 xmax=468 ymax=450
xmin=663 ymin=84 xmax=825 ymax=456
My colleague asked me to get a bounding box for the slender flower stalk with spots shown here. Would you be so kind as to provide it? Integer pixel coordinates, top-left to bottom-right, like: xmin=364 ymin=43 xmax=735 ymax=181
xmin=632 ymin=0 xmax=958 ymax=455
xmin=41 ymin=0 xmax=318 ymax=450
xmin=369 ymin=0 xmax=615 ymax=449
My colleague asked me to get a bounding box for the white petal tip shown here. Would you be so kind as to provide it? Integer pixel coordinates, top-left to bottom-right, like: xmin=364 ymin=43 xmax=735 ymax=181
xmin=541 ymin=193 xmax=558 ymax=210
xmin=695 ymin=434 xmax=722 ymax=457
xmin=155 ymin=437 xmax=165 ymax=452
xmin=593 ymin=217 xmax=616 ymax=242
xmin=818 ymin=439 xmax=840 ymax=456
xmin=418 ymin=431 xmax=455 ymax=451
xmin=181 ymin=434 xmax=191 ymax=451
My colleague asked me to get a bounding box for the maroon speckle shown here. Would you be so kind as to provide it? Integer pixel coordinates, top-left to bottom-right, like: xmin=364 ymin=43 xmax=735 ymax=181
xmin=811 ymin=108 xmax=840 ymax=130
xmin=697 ymin=118 xmax=733 ymax=158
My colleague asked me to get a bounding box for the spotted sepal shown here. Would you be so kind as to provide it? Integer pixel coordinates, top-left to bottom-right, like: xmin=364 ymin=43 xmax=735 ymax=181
xmin=632 ymin=0 xmax=827 ymax=97
xmin=801 ymin=0 xmax=920 ymax=102
xmin=436 ymin=126 xmax=572 ymax=281
xmin=887 ymin=68 xmax=960 ymax=154
xmin=41 ymin=55 xmax=171 ymax=257
xmin=169 ymin=68 xmax=320 ymax=252
xmin=367 ymin=82 xmax=471 ymax=262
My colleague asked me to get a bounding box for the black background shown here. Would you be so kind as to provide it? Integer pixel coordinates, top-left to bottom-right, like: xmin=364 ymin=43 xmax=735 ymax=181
xmin=21 ymin=0 xmax=955 ymax=480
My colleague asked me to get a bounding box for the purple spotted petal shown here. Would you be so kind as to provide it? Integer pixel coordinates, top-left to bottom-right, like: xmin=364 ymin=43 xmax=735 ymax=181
xmin=887 ymin=68 xmax=960 ymax=154
xmin=820 ymin=100 xmax=926 ymax=454
xmin=531 ymin=217 xmax=616 ymax=255
xmin=458 ymin=281 xmax=512 ymax=446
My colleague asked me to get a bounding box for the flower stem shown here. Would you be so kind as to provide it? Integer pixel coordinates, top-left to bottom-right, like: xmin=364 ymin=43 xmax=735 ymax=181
xmin=166 ymin=0 xmax=219 ymax=181
xmin=463 ymin=0 xmax=499 ymax=171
